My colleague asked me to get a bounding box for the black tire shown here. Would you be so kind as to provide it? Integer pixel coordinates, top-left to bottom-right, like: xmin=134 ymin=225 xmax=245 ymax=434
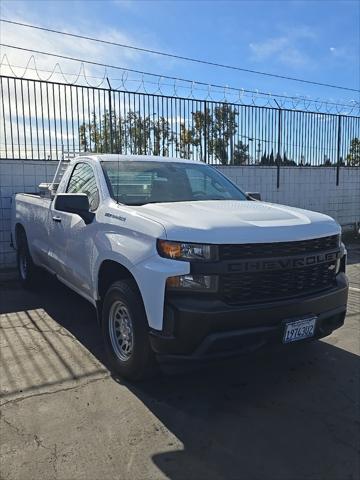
xmin=101 ymin=279 xmax=156 ymax=381
xmin=16 ymin=230 xmax=39 ymax=289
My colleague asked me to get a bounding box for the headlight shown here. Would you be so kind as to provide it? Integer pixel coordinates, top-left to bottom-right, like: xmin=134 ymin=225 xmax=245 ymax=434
xmin=336 ymin=242 xmax=347 ymax=274
xmin=166 ymin=274 xmax=218 ymax=291
xmin=157 ymin=239 xmax=218 ymax=261
xmin=337 ymin=233 xmax=342 ymax=248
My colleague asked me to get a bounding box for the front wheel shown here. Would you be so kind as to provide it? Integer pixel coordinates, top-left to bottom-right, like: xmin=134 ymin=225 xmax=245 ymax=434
xmin=101 ymin=279 xmax=156 ymax=381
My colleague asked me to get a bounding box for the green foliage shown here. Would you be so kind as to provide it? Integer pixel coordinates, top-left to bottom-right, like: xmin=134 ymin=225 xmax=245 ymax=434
xmin=80 ymin=113 xmax=359 ymax=168
xmin=346 ymin=137 xmax=360 ymax=166
xmin=80 ymin=111 xmax=172 ymax=156
xmin=260 ymin=150 xmax=296 ymax=166
xmin=79 ymin=105 xmax=250 ymax=165
xmin=260 ymin=150 xmax=275 ymax=165
xmin=208 ymin=105 xmax=237 ymax=164
xmin=233 ymin=141 xmax=250 ymax=165
xmin=179 ymin=105 xmax=249 ymax=164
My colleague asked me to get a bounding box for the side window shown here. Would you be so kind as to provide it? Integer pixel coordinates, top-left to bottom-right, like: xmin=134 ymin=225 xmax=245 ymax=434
xmin=67 ymin=163 xmax=100 ymax=211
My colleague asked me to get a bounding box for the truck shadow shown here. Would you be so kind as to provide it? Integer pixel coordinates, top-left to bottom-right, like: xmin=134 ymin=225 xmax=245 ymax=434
xmin=130 ymin=344 xmax=359 ymax=480
xmin=1 ymin=273 xmax=359 ymax=479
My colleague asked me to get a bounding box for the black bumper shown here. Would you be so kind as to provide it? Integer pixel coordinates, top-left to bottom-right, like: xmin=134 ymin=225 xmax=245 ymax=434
xmin=149 ymin=273 xmax=348 ymax=361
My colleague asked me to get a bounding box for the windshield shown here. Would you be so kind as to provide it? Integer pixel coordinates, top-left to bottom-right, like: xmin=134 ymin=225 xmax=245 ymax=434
xmin=101 ymin=161 xmax=247 ymax=205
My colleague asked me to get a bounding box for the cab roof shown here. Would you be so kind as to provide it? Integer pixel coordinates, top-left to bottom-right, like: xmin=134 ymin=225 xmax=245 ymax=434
xmin=74 ymin=154 xmax=202 ymax=165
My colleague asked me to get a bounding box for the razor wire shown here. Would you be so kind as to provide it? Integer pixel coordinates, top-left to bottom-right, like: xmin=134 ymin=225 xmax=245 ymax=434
xmin=0 ymin=54 xmax=359 ymax=115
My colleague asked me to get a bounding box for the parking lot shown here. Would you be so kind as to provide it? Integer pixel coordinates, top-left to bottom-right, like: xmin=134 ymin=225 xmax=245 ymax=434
xmin=0 ymin=243 xmax=359 ymax=480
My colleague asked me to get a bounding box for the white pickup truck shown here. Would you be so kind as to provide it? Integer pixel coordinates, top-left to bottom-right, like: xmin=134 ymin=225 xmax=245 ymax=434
xmin=11 ymin=154 xmax=348 ymax=380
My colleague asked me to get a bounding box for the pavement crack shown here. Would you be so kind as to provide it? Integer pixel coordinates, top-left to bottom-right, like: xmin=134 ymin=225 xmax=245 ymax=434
xmin=0 ymin=323 xmax=34 ymax=330
xmin=34 ymin=434 xmax=51 ymax=451
xmin=51 ymin=443 xmax=59 ymax=476
xmin=0 ymin=323 xmax=77 ymax=341
xmin=0 ymin=374 xmax=110 ymax=408
xmin=0 ymin=415 xmax=24 ymax=436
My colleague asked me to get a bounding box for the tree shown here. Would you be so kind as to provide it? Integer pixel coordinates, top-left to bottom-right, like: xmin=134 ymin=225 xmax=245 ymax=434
xmin=208 ymin=104 xmax=237 ymax=165
xmin=79 ymin=123 xmax=89 ymax=152
xmin=177 ymin=123 xmax=193 ymax=158
xmin=79 ymin=111 xmax=117 ymax=153
xmin=126 ymin=112 xmax=151 ymax=155
xmin=346 ymin=137 xmax=360 ymax=166
xmin=191 ymin=110 xmax=211 ymax=161
xmin=90 ymin=112 xmax=102 ymax=152
xmin=78 ymin=104 xmax=250 ymax=164
xmin=269 ymin=150 xmax=275 ymax=165
xmin=233 ymin=141 xmax=250 ymax=165
xmin=151 ymin=117 xmax=173 ymax=156
xmin=322 ymin=155 xmax=332 ymax=167
xmin=282 ymin=152 xmax=296 ymax=166
xmin=174 ymin=105 xmax=249 ymax=164
xmin=260 ymin=151 xmax=269 ymax=164
xmin=79 ymin=111 xmax=168 ymax=155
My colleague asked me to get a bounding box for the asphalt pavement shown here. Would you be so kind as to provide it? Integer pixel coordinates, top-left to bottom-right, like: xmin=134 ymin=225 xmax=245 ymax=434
xmin=0 ymin=243 xmax=359 ymax=480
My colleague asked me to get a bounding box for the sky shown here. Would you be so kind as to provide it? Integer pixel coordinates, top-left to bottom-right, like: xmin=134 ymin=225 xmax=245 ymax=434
xmin=0 ymin=0 xmax=359 ymax=110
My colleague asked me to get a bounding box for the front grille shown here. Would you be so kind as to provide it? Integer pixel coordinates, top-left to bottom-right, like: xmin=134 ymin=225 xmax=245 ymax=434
xmin=220 ymin=262 xmax=337 ymax=305
xmin=220 ymin=235 xmax=339 ymax=260
xmin=218 ymin=236 xmax=339 ymax=305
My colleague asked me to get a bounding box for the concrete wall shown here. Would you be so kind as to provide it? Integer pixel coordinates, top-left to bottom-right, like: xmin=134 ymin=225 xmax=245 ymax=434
xmin=1 ymin=160 xmax=359 ymax=270
xmin=217 ymin=165 xmax=360 ymax=227
xmin=0 ymin=160 xmax=57 ymax=269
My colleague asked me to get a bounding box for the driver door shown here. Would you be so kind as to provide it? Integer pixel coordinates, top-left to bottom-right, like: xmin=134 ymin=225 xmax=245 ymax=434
xmin=50 ymin=162 xmax=100 ymax=299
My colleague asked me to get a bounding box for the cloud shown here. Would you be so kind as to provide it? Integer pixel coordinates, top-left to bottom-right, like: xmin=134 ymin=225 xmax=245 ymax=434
xmin=0 ymin=1 xmax=153 ymax=86
xmin=249 ymin=38 xmax=309 ymax=68
xmin=0 ymin=0 xmax=165 ymax=157
xmin=329 ymin=46 xmax=353 ymax=60
xmin=249 ymin=26 xmax=316 ymax=68
xmin=112 ymin=0 xmax=138 ymax=10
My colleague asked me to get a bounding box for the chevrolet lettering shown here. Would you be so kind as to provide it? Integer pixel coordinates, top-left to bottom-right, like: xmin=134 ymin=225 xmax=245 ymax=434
xmin=228 ymin=251 xmax=339 ymax=273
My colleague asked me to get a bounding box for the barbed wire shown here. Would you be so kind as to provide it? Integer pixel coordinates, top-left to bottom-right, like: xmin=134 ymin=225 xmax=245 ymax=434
xmin=0 ymin=53 xmax=359 ymax=116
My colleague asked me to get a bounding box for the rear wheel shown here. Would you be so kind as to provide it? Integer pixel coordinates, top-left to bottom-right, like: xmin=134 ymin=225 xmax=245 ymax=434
xmin=17 ymin=230 xmax=39 ymax=289
xmin=101 ymin=279 xmax=156 ymax=381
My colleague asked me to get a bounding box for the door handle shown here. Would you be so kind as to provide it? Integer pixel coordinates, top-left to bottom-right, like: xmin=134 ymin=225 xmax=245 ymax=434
xmin=52 ymin=216 xmax=62 ymax=223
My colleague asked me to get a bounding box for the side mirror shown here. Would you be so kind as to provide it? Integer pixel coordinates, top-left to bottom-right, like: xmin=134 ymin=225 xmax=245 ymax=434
xmin=54 ymin=193 xmax=95 ymax=224
xmin=246 ymin=192 xmax=261 ymax=201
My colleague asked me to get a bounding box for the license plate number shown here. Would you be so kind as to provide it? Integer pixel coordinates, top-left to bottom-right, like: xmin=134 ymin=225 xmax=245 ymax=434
xmin=283 ymin=317 xmax=317 ymax=343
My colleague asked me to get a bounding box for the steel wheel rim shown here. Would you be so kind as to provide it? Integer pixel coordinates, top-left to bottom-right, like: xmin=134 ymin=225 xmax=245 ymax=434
xmin=19 ymin=249 xmax=28 ymax=280
xmin=109 ymin=300 xmax=134 ymax=362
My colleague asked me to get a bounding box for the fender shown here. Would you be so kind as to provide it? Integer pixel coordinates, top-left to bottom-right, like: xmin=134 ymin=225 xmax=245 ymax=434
xmin=93 ymin=250 xmax=189 ymax=331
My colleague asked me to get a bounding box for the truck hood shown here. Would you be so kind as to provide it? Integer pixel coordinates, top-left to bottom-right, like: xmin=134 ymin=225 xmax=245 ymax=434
xmin=138 ymin=200 xmax=340 ymax=243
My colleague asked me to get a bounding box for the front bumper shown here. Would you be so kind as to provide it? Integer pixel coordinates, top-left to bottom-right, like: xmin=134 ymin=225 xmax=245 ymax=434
xmin=149 ymin=273 xmax=348 ymax=361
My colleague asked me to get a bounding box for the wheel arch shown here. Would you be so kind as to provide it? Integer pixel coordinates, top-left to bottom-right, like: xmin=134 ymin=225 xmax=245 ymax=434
xmin=96 ymin=260 xmax=146 ymax=324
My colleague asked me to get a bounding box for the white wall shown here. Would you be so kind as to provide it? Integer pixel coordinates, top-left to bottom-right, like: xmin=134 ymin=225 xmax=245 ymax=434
xmin=0 ymin=160 xmax=57 ymax=269
xmin=1 ymin=160 xmax=359 ymax=270
xmin=217 ymin=165 xmax=360 ymax=227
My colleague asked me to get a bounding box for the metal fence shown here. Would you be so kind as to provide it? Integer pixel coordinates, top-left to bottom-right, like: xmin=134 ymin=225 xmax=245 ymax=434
xmin=1 ymin=75 xmax=359 ymax=180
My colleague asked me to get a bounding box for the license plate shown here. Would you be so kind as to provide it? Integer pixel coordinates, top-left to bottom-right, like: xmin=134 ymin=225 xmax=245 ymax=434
xmin=283 ymin=316 xmax=317 ymax=344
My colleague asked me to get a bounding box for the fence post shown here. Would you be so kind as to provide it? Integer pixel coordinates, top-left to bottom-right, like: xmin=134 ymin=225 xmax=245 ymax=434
xmin=276 ymin=105 xmax=282 ymax=189
xmin=106 ymin=78 xmax=113 ymax=154
xmin=204 ymin=100 xmax=208 ymax=163
xmin=336 ymin=115 xmax=342 ymax=186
